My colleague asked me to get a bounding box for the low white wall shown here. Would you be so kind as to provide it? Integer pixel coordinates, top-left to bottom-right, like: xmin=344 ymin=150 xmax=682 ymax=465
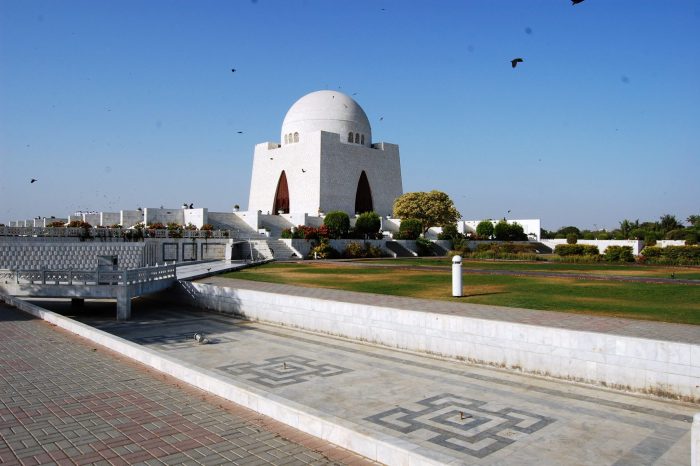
xmin=143 ymin=208 xmax=185 ymax=226
xmin=183 ymin=208 xmax=207 ymax=228
xmin=658 ymin=240 xmax=686 ymax=248
xmin=100 ymin=212 xmax=120 ymax=226
xmin=188 ymin=283 xmax=699 ymax=402
xmin=542 ymin=239 xmax=644 ymax=256
xmin=120 ymin=210 xmax=144 ymax=228
xmin=0 ymin=241 xmax=146 ymax=269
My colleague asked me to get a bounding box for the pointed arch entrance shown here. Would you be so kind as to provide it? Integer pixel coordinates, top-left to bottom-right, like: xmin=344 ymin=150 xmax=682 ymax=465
xmin=354 ymin=170 xmax=373 ymax=214
xmin=273 ymin=171 xmax=290 ymax=214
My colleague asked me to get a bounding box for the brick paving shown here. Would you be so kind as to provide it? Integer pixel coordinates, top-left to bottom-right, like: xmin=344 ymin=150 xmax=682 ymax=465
xmin=201 ymin=277 xmax=700 ymax=344
xmin=0 ymin=302 xmax=377 ymax=466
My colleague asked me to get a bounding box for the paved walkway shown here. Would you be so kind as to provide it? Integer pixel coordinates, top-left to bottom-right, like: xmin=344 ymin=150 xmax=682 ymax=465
xmin=0 ymin=302 xmax=376 ymax=466
xmin=47 ymin=298 xmax=696 ymax=465
xmin=201 ymin=277 xmax=700 ymax=344
xmin=176 ymin=260 xmax=252 ymax=281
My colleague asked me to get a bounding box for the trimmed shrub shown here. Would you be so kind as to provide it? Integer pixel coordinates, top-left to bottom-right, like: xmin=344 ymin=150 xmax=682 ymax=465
xmin=341 ymin=242 xmax=385 ymax=259
xmin=67 ymin=220 xmax=92 ymax=229
xmin=396 ymin=218 xmax=422 ymax=240
xmin=437 ymin=223 xmax=462 ymax=241
xmin=554 ymin=244 xmax=599 ymax=256
xmin=475 ymin=220 xmax=494 ymax=239
xmin=639 ymin=245 xmax=700 ymax=265
xmin=566 ymin=234 xmax=578 ymax=244
xmin=323 ymin=211 xmax=350 ymax=238
xmin=354 ymin=212 xmax=381 ymax=238
xmin=308 ymin=239 xmax=339 ymax=259
xmin=604 ymin=246 xmax=634 ymax=262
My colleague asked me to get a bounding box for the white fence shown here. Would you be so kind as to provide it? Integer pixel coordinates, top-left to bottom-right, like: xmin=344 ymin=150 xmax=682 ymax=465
xmin=0 ymin=265 xmax=177 ymax=286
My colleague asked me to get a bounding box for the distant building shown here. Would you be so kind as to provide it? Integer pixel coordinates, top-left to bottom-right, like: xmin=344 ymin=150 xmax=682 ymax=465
xmin=247 ymin=90 xmax=403 ymax=217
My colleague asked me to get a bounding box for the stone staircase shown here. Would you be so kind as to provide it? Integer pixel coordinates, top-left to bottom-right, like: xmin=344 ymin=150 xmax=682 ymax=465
xmin=246 ymin=239 xmax=299 ymax=261
xmin=206 ymin=213 xmax=260 ymax=239
xmin=259 ymin=215 xmax=295 ymax=238
xmin=385 ymin=241 xmax=417 ymax=258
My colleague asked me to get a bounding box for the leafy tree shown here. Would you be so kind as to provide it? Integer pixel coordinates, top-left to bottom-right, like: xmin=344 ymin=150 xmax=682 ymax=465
xmin=540 ymin=228 xmax=555 ymax=239
xmin=392 ymin=190 xmax=460 ymax=234
xmin=438 ymin=223 xmax=462 ymax=241
xmin=687 ymin=215 xmax=700 ymax=228
xmin=494 ymin=221 xmax=527 ymax=241
xmin=354 ymin=211 xmax=381 ymax=238
xmin=323 ymin=211 xmax=350 ymax=238
xmin=566 ymin=234 xmax=578 ymax=244
xmin=556 ymin=226 xmax=581 ymax=238
xmin=397 ymin=218 xmax=422 ymax=240
xmin=659 ymin=214 xmax=680 ymax=234
xmin=618 ymin=219 xmax=638 ymax=239
xmin=476 ymin=220 xmax=494 ymax=239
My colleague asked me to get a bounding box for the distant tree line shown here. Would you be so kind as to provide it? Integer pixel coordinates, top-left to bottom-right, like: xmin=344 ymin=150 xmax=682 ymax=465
xmin=540 ymin=214 xmax=699 ymax=245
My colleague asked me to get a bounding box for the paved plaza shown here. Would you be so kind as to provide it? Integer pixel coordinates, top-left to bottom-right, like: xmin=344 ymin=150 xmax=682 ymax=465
xmin=0 ymin=302 xmax=376 ymax=466
xmin=26 ymin=293 xmax=698 ymax=465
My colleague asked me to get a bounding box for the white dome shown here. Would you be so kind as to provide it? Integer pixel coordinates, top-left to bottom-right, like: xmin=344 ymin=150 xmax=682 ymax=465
xmin=281 ymin=90 xmax=372 ymax=146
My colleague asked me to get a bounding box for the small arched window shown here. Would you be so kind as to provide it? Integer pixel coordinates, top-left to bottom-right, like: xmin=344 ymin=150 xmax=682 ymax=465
xmin=293 ymin=132 xmax=299 ymax=143
xmin=289 ymin=133 xmax=293 ymax=143
xmin=284 ymin=134 xmax=288 ymax=144
xmin=361 ymin=134 xmax=365 ymax=145
xmin=355 ymin=133 xmax=360 ymax=144
xmin=348 ymin=132 xmax=354 ymax=143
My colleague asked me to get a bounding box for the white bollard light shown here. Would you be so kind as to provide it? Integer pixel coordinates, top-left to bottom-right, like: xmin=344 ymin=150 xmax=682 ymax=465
xmin=692 ymin=413 xmax=700 ymax=466
xmin=452 ymin=255 xmax=463 ymax=297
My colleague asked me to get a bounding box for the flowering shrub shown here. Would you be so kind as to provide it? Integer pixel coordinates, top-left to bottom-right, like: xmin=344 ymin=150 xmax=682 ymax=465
xmin=67 ymin=220 xmax=92 ymax=229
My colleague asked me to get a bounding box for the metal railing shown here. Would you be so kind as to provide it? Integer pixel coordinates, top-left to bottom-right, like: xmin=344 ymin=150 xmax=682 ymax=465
xmin=0 ymin=265 xmax=177 ymax=286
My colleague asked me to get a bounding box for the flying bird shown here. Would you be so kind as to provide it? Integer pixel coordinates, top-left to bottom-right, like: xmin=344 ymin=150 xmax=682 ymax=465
xmin=237 ymin=131 xmax=243 ymax=134
xmin=511 ymin=58 xmax=524 ymax=68
xmin=30 ymin=178 xmax=37 ymax=183
xmin=301 ymin=169 xmax=306 ymax=173
xmin=379 ymin=117 xmax=384 ymax=121
xmin=231 ymin=68 xmax=236 ymax=73
xmin=572 ymin=0 xmax=585 ymax=4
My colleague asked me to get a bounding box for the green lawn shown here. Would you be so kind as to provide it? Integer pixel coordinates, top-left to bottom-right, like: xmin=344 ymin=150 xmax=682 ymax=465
xmin=356 ymin=257 xmax=700 ymax=280
xmin=223 ymin=262 xmax=700 ymax=325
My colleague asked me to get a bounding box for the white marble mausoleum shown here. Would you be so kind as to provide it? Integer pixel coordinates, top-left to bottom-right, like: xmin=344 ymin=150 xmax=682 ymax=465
xmin=247 ymin=90 xmax=403 ymax=217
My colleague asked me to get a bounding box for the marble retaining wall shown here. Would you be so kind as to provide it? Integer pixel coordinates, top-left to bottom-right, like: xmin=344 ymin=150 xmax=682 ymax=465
xmin=187 ymin=283 xmax=700 ymax=402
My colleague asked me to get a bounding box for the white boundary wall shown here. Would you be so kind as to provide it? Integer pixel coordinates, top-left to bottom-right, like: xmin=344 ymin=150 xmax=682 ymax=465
xmin=187 ymin=283 xmax=700 ymax=402
xmin=542 ymin=239 xmax=644 ymax=255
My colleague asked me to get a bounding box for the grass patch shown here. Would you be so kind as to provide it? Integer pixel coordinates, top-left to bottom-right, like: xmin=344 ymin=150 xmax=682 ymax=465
xmin=223 ymin=262 xmax=700 ymax=325
xmin=358 ymin=257 xmax=700 ymax=280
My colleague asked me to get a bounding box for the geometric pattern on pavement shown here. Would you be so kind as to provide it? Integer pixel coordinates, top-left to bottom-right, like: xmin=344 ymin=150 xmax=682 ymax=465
xmin=217 ymin=354 xmax=352 ymax=388
xmin=365 ymin=393 xmax=555 ymax=458
xmin=132 ymin=332 xmax=237 ymax=351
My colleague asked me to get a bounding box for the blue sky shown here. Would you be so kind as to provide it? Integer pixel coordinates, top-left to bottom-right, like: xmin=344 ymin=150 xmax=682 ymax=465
xmin=1 ymin=0 xmax=698 ymax=230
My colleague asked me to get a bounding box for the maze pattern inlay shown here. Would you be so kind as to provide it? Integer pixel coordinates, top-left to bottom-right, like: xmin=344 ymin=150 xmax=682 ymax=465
xmin=365 ymin=393 xmax=555 ymax=458
xmin=216 ymin=355 xmax=352 ymax=388
xmin=132 ymin=333 xmax=237 ymax=351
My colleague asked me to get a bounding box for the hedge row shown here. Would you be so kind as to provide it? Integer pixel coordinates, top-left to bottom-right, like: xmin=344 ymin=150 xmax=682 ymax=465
xmin=553 ymin=244 xmax=600 ymax=256
xmin=640 ymin=245 xmax=700 ymax=265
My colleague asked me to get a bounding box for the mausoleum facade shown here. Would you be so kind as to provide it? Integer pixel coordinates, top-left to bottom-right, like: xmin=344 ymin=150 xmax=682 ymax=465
xmin=247 ymin=90 xmax=403 ymax=217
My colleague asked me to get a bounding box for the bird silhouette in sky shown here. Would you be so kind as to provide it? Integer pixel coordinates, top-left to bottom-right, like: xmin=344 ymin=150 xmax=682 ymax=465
xmin=231 ymin=68 xmax=236 ymax=73
xmin=572 ymin=0 xmax=585 ymax=5
xmin=379 ymin=117 xmax=384 ymax=121
xmin=237 ymin=131 xmax=243 ymax=134
xmin=301 ymin=169 xmax=306 ymax=173
xmin=30 ymin=178 xmax=37 ymax=183
xmin=511 ymin=58 xmax=524 ymax=68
